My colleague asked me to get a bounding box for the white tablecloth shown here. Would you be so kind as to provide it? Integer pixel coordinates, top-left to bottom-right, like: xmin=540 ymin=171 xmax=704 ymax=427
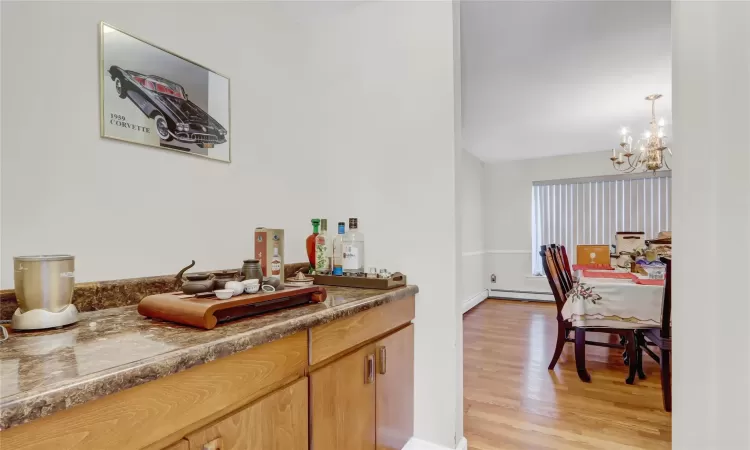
xmin=561 ymin=275 xmax=665 ymax=329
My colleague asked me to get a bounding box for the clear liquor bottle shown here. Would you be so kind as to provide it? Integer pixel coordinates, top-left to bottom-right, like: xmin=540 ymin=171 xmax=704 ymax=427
xmin=332 ymin=222 xmax=346 ymax=276
xmin=315 ymin=219 xmax=331 ymax=274
xmin=342 ymin=218 xmax=365 ymax=274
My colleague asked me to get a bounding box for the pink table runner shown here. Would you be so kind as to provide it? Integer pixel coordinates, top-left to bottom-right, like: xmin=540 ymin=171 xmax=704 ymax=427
xmin=582 ymin=271 xmax=636 ymax=280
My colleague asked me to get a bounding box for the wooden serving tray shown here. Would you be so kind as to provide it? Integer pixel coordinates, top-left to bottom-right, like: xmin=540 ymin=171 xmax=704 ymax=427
xmin=310 ymin=272 xmax=406 ymax=290
xmin=138 ymin=286 xmax=327 ymax=330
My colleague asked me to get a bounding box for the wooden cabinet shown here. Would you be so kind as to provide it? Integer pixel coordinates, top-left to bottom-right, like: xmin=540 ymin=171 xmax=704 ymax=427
xmin=1 ymin=331 xmax=308 ymax=450
xmin=375 ymin=324 xmax=414 ymax=450
xmin=3 ymin=298 xmax=414 ymax=450
xmin=310 ymin=344 xmax=376 ymax=450
xmin=310 ymin=324 xmax=415 ymax=450
xmin=309 ymin=298 xmax=415 ymax=366
xmin=186 ymin=378 xmax=308 ymax=450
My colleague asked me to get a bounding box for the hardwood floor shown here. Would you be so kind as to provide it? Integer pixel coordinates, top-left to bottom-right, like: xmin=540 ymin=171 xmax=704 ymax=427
xmin=464 ymin=299 xmax=671 ymax=450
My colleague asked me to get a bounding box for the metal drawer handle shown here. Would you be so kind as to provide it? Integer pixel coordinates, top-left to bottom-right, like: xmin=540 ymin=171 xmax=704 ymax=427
xmin=378 ymin=346 xmax=387 ymax=375
xmin=365 ymin=354 xmax=375 ymax=384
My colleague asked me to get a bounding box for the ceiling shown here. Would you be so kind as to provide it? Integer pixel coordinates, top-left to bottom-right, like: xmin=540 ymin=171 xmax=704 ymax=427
xmin=461 ymin=1 xmax=671 ymax=163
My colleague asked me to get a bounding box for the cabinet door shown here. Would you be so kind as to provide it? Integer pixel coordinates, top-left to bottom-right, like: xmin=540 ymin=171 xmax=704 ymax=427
xmin=310 ymin=343 xmax=376 ymax=450
xmin=375 ymin=325 xmax=414 ymax=450
xmin=187 ymin=378 xmax=308 ymax=450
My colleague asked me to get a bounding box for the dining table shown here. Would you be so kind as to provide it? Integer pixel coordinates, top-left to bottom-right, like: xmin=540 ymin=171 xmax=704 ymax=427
xmin=562 ymin=270 xmax=666 ymax=329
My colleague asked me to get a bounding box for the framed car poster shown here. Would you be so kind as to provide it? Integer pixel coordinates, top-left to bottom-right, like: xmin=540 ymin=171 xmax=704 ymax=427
xmin=100 ymin=22 xmax=231 ymax=162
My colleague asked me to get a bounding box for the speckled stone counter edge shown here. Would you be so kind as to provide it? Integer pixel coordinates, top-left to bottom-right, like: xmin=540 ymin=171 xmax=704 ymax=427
xmin=0 ymin=285 xmax=417 ymax=430
xmin=0 ymin=263 xmax=311 ymax=321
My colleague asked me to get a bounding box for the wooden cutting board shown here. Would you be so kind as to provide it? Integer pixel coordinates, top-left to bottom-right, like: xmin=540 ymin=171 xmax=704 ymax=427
xmin=138 ymin=286 xmax=327 ymax=329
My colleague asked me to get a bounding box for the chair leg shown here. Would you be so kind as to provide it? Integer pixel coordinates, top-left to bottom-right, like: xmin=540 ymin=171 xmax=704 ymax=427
xmin=636 ymin=333 xmax=647 ymax=380
xmin=625 ymin=331 xmax=637 ymax=385
xmin=548 ymin=323 xmax=567 ymax=370
xmin=619 ymin=334 xmax=629 ymax=366
xmin=661 ymin=348 xmax=672 ymax=412
xmin=574 ymin=328 xmax=591 ymax=382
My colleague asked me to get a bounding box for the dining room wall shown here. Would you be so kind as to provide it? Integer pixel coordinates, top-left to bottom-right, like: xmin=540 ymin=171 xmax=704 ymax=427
xmin=460 ymin=149 xmax=486 ymax=312
xmin=483 ymin=150 xmax=615 ymax=299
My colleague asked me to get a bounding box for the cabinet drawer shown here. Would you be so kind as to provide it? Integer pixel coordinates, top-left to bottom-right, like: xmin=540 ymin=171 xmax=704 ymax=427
xmin=186 ymin=378 xmax=308 ymax=450
xmin=310 ymin=297 xmax=414 ymax=366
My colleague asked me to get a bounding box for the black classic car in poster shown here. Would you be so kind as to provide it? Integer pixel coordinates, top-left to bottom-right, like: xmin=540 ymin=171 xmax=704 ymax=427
xmin=100 ymin=22 xmax=231 ymax=162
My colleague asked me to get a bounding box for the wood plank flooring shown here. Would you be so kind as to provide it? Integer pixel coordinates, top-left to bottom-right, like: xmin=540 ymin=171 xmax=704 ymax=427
xmin=464 ymin=299 xmax=671 ymax=450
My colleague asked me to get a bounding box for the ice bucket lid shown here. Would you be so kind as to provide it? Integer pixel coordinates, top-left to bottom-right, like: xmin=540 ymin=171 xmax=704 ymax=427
xmin=14 ymin=255 xmax=74 ymax=262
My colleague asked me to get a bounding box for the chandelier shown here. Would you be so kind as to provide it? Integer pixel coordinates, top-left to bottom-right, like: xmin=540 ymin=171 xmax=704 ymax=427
xmin=610 ymin=94 xmax=672 ymax=173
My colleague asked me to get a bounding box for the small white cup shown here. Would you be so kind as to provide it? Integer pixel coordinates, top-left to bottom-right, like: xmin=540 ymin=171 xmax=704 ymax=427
xmin=244 ymin=283 xmax=260 ymax=294
xmin=243 ymin=279 xmax=260 ymax=286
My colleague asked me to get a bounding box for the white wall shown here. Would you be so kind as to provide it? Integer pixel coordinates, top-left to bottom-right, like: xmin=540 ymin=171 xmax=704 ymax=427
xmin=1 ymin=2 xmax=463 ymax=448
xmin=483 ymin=150 xmax=614 ymax=297
xmin=459 ymin=150 xmax=485 ymax=308
xmin=672 ymin=1 xmax=750 ymax=447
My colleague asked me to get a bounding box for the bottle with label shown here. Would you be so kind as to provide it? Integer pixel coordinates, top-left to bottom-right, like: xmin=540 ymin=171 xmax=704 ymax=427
xmin=332 ymin=222 xmax=346 ymax=276
xmin=343 ymin=218 xmax=365 ymax=274
xmin=271 ymin=244 xmax=281 ymax=278
xmin=315 ymin=219 xmax=331 ymax=274
xmin=306 ymin=219 xmax=320 ymax=269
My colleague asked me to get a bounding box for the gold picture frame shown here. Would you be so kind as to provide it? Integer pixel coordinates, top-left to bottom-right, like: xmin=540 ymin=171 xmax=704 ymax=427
xmin=99 ymin=22 xmax=232 ymax=163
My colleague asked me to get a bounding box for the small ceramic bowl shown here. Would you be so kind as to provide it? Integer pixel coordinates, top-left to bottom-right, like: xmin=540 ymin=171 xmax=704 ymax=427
xmin=225 ymin=281 xmax=244 ymax=296
xmin=242 ymin=279 xmax=260 ymax=287
xmin=213 ymin=289 xmax=234 ymax=300
xmin=244 ymin=284 xmax=260 ymax=294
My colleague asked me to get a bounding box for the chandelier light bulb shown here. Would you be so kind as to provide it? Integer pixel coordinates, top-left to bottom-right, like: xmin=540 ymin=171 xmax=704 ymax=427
xmin=658 ymin=117 xmax=665 ymax=127
xmin=657 ymin=129 xmax=664 ymax=138
xmin=621 ymin=127 xmax=628 ymax=136
xmin=644 ymin=131 xmax=651 ymax=139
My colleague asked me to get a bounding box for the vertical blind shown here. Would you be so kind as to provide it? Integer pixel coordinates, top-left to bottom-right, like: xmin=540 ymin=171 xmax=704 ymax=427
xmin=531 ymin=171 xmax=672 ymax=275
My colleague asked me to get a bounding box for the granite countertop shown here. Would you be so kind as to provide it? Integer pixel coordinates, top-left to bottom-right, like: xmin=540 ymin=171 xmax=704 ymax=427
xmin=0 ymin=285 xmax=418 ymax=430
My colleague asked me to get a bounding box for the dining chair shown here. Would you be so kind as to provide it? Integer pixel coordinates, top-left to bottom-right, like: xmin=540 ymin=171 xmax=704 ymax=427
xmin=540 ymin=248 xmax=639 ymax=384
xmin=635 ymin=257 xmax=672 ymax=411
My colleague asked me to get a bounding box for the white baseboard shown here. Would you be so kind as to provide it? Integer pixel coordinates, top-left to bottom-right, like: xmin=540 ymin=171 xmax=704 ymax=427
xmin=462 ymin=289 xmax=489 ymax=314
xmin=488 ymin=289 xmax=553 ymax=302
xmin=403 ymin=437 xmax=468 ymax=450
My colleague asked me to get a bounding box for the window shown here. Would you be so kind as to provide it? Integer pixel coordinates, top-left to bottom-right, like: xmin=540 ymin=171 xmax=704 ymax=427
xmin=531 ymin=172 xmax=672 ymax=275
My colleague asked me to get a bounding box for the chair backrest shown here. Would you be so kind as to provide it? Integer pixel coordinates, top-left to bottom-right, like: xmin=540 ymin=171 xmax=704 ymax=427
xmin=559 ymin=245 xmax=572 ymax=276
xmin=660 ymin=257 xmax=672 ymax=338
xmin=540 ymin=248 xmax=568 ymax=319
xmin=549 ymin=244 xmax=573 ymax=293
